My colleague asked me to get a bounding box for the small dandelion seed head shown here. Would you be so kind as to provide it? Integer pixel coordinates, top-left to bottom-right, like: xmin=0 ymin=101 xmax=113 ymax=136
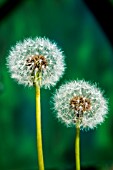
xmin=7 ymin=37 xmax=65 ymax=88
xmin=53 ymin=80 xmax=108 ymax=130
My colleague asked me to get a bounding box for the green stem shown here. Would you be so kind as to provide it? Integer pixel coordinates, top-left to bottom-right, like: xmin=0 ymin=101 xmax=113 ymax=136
xmin=75 ymin=124 xmax=80 ymax=170
xmin=36 ymin=85 xmax=44 ymax=170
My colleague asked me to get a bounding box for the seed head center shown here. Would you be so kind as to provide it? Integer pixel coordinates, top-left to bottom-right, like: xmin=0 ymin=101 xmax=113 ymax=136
xmin=26 ymin=55 xmax=47 ymax=73
xmin=70 ymin=96 xmax=91 ymax=112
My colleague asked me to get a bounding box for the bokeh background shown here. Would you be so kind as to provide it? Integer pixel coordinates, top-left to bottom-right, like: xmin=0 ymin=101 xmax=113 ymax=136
xmin=0 ymin=0 xmax=113 ymax=170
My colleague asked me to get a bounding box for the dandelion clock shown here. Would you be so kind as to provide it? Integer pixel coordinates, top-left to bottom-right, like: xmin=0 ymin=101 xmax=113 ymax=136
xmin=53 ymin=80 xmax=108 ymax=170
xmin=7 ymin=37 xmax=65 ymax=170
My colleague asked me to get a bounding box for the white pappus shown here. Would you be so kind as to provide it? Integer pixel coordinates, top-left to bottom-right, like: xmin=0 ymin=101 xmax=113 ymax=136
xmin=53 ymin=80 xmax=108 ymax=130
xmin=7 ymin=37 xmax=65 ymax=89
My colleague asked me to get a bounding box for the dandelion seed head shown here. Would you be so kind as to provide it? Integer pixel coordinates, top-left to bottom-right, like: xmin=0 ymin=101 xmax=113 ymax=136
xmin=53 ymin=80 xmax=108 ymax=130
xmin=7 ymin=37 xmax=65 ymax=88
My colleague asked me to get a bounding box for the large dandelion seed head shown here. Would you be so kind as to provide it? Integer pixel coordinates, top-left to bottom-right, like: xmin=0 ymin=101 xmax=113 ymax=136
xmin=7 ymin=37 xmax=65 ymax=88
xmin=53 ymin=80 xmax=108 ymax=130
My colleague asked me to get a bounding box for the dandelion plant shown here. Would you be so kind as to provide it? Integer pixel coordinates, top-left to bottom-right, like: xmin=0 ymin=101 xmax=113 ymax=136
xmin=53 ymin=80 xmax=108 ymax=170
xmin=7 ymin=37 xmax=65 ymax=170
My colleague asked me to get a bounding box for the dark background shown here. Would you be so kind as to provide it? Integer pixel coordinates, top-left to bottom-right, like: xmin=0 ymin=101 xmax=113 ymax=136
xmin=0 ymin=0 xmax=113 ymax=170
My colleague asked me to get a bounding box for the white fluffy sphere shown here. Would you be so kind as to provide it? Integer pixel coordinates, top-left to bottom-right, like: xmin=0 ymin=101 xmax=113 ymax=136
xmin=7 ymin=37 xmax=65 ymax=88
xmin=53 ymin=80 xmax=108 ymax=130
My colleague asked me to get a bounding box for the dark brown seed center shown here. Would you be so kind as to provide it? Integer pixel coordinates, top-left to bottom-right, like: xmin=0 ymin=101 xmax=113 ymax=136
xmin=70 ymin=96 xmax=91 ymax=120
xmin=70 ymin=96 xmax=91 ymax=112
xmin=26 ymin=55 xmax=47 ymax=74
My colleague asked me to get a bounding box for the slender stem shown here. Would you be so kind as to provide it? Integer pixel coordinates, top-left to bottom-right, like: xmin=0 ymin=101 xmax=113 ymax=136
xmin=75 ymin=124 xmax=80 ymax=170
xmin=36 ymin=85 xmax=44 ymax=170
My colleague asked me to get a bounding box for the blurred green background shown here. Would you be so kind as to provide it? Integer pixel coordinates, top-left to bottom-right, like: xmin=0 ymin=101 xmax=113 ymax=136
xmin=0 ymin=0 xmax=113 ymax=170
